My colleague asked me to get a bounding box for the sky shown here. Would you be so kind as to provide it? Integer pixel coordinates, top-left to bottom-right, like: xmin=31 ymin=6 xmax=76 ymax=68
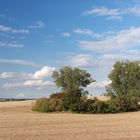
xmin=1 ymin=0 xmax=140 ymax=98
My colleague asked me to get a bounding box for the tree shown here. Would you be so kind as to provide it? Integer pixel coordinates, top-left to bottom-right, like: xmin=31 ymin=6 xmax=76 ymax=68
xmin=52 ymin=66 xmax=95 ymax=111
xmin=52 ymin=66 xmax=94 ymax=93
xmin=105 ymin=60 xmax=140 ymax=112
xmin=106 ymin=60 xmax=140 ymax=99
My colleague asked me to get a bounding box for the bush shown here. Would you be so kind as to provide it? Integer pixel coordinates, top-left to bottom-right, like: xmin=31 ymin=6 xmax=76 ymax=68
xmin=107 ymin=96 xmax=139 ymax=113
xmin=78 ymin=98 xmax=109 ymax=114
xmin=32 ymin=98 xmax=49 ymax=112
xmin=32 ymin=97 xmax=63 ymax=112
xmin=33 ymin=95 xmax=139 ymax=114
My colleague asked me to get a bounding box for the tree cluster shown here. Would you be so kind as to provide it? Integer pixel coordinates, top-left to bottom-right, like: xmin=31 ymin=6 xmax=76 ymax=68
xmin=33 ymin=61 xmax=140 ymax=114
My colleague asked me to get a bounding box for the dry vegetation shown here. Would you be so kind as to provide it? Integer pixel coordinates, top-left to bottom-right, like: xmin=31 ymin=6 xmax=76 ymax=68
xmin=87 ymin=96 xmax=110 ymax=101
xmin=1 ymin=100 xmax=140 ymax=140
xmin=0 ymin=100 xmax=35 ymax=108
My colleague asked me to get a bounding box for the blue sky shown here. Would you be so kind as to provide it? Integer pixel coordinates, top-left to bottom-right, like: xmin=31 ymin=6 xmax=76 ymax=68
xmin=1 ymin=0 xmax=140 ymax=98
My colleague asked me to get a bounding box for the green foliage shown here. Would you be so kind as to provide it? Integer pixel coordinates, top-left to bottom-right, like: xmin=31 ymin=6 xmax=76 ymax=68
xmin=78 ymin=98 xmax=109 ymax=114
xmin=105 ymin=60 xmax=140 ymax=113
xmin=33 ymin=96 xmax=110 ymax=113
xmin=32 ymin=97 xmax=63 ymax=112
xmin=51 ymin=66 xmax=95 ymax=112
xmin=52 ymin=66 xmax=94 ymax=93
xmin=50 ymin=90 xmax=82 ymax=111
xmin=106 ymin=60 xmax=140 ymax=98
xmin=32 ymin=95 xmax=139 ymax=114
xmin=107 ymin=96 xmax=139 ymax=113
xmin=33 ymin=63 xmax=140 ymax=114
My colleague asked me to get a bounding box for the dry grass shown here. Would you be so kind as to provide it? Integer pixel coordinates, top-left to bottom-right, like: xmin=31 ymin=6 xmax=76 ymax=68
xmin=1 ymin=101 xmax=140 ymax=140
xmin=87 ymin=95 xmax=110 ymax=101
xmin=0 ymin=100 xmax=35 ymax=108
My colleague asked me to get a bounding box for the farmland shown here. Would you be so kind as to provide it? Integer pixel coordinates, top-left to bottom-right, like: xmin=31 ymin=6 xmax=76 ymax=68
xmin=0 ymin=100 xmax=140 ymax=140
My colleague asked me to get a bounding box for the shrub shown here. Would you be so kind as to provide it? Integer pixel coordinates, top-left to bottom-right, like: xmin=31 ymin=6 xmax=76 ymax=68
xmin=32 ymin=95 xmax=139 ymax=114
xmin=32 ymin=97 xmax=63 ymax=112
xmin=32 ymin=98 xmax=50 ymax=112
xmin=107 ymin=96 xmax=139 ymax=113
xmin=77 ymin=98 xmax=109 ymax=114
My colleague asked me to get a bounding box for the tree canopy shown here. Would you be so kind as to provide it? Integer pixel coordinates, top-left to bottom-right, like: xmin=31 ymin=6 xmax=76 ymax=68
xmin=52 ymin=66 xmax=94 ymax=93
xmin=106 ymin=60 xmax=140 ymax=99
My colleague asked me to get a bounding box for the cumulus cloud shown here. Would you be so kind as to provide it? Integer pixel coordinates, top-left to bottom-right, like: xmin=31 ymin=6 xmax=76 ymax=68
xmin=1 ymin=66 xmax=56 ymax=90
xmin=79 ymin=26 xmax=140 ymax=52
xmin=33 ymin=66 xmax=55 ymax=79
xmin=0 ymin=24 xmax=29 ymax=34
xmin=0 ymin=66 xmax=55 ymax=80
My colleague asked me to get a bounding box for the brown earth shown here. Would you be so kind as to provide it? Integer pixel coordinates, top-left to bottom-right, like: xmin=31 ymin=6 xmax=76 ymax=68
xmin=0 ymin=100 xmax=140 ymax=140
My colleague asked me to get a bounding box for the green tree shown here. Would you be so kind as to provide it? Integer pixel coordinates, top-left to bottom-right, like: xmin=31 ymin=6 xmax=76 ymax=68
xmin=106 ymin=60 xmax=140 ymax=99
xmin=52 ymin=66 xmax=95 ymax=111
xmin=105 ymin=60 xmax=140 ymax=112
xmin=52 ymin=66 xmax=94 ymax=93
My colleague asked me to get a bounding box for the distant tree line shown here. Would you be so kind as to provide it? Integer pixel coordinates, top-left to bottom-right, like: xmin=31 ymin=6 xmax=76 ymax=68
xmin=32 ymin=60 xmax=140 ymax=113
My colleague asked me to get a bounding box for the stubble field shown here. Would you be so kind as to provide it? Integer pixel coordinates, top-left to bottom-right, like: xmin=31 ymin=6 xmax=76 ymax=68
xmin=0 ymin=100 xmax=140 ymax=140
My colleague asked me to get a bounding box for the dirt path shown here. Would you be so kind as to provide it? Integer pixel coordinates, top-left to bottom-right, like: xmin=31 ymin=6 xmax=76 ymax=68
xmin=0 ymin=101 xmax=140 ymax=140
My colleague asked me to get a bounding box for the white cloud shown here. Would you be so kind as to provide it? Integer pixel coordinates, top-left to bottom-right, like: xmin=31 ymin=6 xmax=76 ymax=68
xmin=15 ymin=93 xmax=25 ymax=98
xmin=33 ymin=66 xmax=55 ymax=79
xmin=0 ymin=72 xmax=14 ymax=79
xmin=87 ymin=80 xmax=111 ymax=89
xmin=79 ymin=26 xmax=140 ymax=52
xmin=0 ymin=25 xmax=29 ymax=34
xmin=83 ymin=7 xmax=123 ymax=20
xmin=128 ymin=6 xmax=140 ymax=16
xmin=0 ymin=66 xmax=55 ymax=80
xmin=98 ymin=50 xmax=140 ymax=66
xmin=3 ymin=80 xmax=54 ymax=90
xmin=0 ymin=42 xmax=24 ymax=48
xmin=23 ymin=80 xmax=54 ymax=89
xmin=69 ymin=54 xmax=95 ymax=67
xmin=74 ymin=28 xmax=102 ymax=38
xmin=3 ymin=83 xmax=23 ymax=89
xmin=86 ymin=80 xmax=111 ymax=95
xmin=0 ymin=66 xmax=56 ymax=90
xmin=61 ymin=32 xmax=71 ymax=37
xmin=83 ymin=6 xmax=140 ymax=20
xmin=0 ymin=72 xmax=32 ymax=79
xmin=29 ymin=21 xmax=45 ymax=29
xmin=0 ymin=59 xmax=41 ymax=67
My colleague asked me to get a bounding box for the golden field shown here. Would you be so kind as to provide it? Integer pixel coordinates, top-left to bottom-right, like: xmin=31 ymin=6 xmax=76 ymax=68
xmin=0 ymin=100 xmax=140 ymax=140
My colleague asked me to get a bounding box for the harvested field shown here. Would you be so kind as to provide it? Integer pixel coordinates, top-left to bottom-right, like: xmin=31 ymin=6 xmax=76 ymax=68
xmin=0 ymin=101 xmax=140 ymax=140
xmin=0 ymin=100 xmax=35 ymax=108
